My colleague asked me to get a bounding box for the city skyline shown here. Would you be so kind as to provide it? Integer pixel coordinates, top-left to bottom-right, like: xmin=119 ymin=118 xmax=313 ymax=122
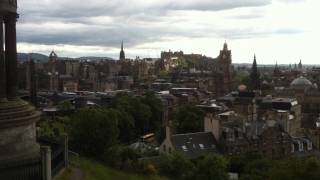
xmin=17 ymin=0 xmax=319 ymax=64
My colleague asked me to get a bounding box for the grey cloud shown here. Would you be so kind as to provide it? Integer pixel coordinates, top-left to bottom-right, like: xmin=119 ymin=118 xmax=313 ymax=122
xmin=217 ymin=28 xmax=303 ymax=40
xmin=19 ymin=0 xmax=271 ymax=20
xmin=16 ymin=0 xmax=277 ymax=49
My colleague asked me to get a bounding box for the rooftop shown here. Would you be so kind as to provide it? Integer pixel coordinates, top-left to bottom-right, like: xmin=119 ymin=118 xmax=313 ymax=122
xmin=171 ymin=132 xmax=217 ymax=159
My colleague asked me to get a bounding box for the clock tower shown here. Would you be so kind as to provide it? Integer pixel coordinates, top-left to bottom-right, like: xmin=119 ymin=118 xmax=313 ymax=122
xmin=216 ymin=42 xmax=233 ymax=96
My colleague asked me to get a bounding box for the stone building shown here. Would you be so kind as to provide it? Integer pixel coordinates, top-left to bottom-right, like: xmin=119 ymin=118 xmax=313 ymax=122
xmin=158 ymin=42 xmax=234 ymax=98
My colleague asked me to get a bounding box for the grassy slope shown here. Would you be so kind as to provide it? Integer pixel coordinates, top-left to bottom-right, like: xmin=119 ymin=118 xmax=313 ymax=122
xmin=56 ymin=157 xmax=167 ymax=180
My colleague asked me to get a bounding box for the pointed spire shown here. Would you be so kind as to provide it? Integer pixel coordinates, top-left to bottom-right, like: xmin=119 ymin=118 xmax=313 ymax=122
xmin=119 ymin=41 xmax=125 ymax=60
xmin=223 ymin=41 xmax=228 ymax=50
xmin=249 ymin=54 xmax=260 ymax=90
xmin=298 ymin=59 xmax=302 ymax=70
xmin=121 ymin=40 xmax=124 ymax=51
xmin=274 ymin=61 xmax=280 ymax=75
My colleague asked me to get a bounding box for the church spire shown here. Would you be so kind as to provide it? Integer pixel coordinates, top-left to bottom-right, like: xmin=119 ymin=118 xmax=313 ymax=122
xmin=121 ymin=41 xmax=124 ymax=51
xmin=119 ymin=41 xmax=125 ymax=61
xmin=298 ymin=59 xmax=302 ymax=70
xmin=223 ymin=40 xmax=228 ymax=51
xmin=274 ymin=61 xmax=280 ymax=75
xmin=249 ymin=54 xmax=260 ymax=90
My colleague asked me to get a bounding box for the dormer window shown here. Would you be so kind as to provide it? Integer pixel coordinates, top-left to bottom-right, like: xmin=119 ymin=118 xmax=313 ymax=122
xmin=307 ymin=140 xmax=313 ymax=151
xmin=199 ymin=144 xmax=204 ymax=150
xmin=182 ymin=145 xmax=188 ymax=152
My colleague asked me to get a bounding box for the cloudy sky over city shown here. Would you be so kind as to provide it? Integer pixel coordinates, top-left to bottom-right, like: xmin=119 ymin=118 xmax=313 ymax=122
xmin=17 ymin=0 xmax=319 ymax=64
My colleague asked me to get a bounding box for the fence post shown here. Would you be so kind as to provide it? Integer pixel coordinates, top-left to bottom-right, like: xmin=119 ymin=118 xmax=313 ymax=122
xmin=41 ymin=146 xmax=52 ymax=180
xmin=63 ymin=133 xmax=69 ymax=168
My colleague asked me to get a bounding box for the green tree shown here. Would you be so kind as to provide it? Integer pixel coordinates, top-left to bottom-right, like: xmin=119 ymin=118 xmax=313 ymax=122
xmin=111 ymin=94 xmax=152 ymax=137
xmin=159 ymin=153 xmax=195 ymax=180
xmin=142 ymin=92 xmax=164 ymax=140
xmin=117 ymin=110 xmax=135 ymax=143
xmin=174 ymin=104 xmax=205 ymax=134
xmin=57 ymin=101 xmax=74 ymax=111
xmin=195 ymin=154 xmax=229 ymax=180
xmin=68 ymin=108 xmax=119 ymax=158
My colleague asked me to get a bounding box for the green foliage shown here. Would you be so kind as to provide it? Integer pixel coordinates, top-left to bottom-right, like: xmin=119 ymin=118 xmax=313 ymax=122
xmin=173 ymin=104 xmax=205 ymax=134
xmin=57 ymin=101 xmax=74 ymax=111
xmin=158 ymin=153 xmax=196 ymax=180
xmin=233 ymin=71 xmax=250 ymax=87
xmin=68 ymin=108 xmax=119 ymax=158
xmin=228 ymin=152 xmax=263 ymax=174
xmin=110 ymin=93 xmax=163 ymax=141
xmin=195 ymin=154 xmax=229 ymax=180
xmin=66 ymin=157 xmax=166 ymax=180
xmin=232 ymin=154 xmax=320 ymax=180
xmin=158 ymin=70 xmax=169 ymax=79
xmin=142 ymin=92 xmax=164 ymax=140
xmin=38 ymin=117 xmax=68 ymax=139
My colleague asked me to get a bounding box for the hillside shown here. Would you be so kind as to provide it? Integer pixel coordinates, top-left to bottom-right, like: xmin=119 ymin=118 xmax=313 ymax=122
xmin=18 ymin=53 xmax=49 ymax=62
xmin=56 ymin=157 xmax=167 ymax=180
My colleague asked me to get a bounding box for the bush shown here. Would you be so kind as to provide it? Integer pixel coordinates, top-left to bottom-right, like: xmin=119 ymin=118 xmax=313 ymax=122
xmin=158 ymin=153 xmax=195 ymax=180
xmin=195 ymin=154 xmax=229 ymax=180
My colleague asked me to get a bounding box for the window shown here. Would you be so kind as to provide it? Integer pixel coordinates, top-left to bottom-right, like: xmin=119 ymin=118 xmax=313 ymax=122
xmin=298 ymin=141 xmax=304 ymax=152
xmin=199 ymin=144 xmax=204 ymax=150
xmin=182 ymin=145 xmax=188 ymax=151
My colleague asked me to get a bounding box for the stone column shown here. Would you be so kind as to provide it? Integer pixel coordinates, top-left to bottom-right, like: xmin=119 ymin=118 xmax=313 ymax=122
xmin=63 ymin=134 xmax=69 ymax=168
xmin=41 ymin=146 xmax=52 ymax=180
xmin=4 ymin=13 xmax=18 ymax=99
xmin=0 ymin=15 xmax=6 ymax=100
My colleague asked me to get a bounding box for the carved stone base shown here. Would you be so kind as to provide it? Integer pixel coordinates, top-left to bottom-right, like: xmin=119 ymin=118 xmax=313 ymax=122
xmin=0 ymin=98 xmax=40 ymax=161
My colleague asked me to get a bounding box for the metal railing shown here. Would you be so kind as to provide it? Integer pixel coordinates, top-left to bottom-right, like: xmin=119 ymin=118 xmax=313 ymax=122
xmin=0 ymin=157 xmax=42 ymax=180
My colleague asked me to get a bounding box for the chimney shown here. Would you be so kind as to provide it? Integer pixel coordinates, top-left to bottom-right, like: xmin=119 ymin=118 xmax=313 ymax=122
xmin=204 ymin=113 xmax=221 ymax=141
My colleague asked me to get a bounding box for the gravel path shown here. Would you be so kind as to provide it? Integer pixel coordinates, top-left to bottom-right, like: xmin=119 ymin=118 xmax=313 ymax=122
xmin=69 ymin=168 xmax=84 ymax=180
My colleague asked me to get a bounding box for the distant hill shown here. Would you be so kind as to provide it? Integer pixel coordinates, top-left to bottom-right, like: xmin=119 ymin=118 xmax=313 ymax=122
xmin=18 ymin=53 xmax=115 ymax=62
xmin=76 ymin=56 xmax=115 ymax=61
xmin=18 ymin=53 xmax=49 ymax=62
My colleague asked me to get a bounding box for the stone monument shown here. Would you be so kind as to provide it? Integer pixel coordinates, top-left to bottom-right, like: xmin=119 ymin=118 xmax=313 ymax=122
xmin=0 ymin=0 xmax=40 ymax=161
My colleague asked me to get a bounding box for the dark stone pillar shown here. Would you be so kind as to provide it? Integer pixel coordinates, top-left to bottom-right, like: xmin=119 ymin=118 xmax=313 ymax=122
xmin=0 ymin=15 xmax=6 ymax=100
xmin=4 ymin=13 xmax=18 ymax=99
xmin=0 ymin=15 xmax=7 ymax=100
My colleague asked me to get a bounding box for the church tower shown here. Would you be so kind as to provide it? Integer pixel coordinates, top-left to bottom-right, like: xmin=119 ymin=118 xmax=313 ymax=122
xmin=217 ymin=41 xmax=233 ymax=96
xmin=249 ymin=54 xmax=261 ymax=90
xmin=119 ymin=41 xmax=125 ymax=61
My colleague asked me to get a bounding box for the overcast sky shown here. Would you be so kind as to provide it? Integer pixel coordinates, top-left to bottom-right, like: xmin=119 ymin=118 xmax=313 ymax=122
xmin=17 ymin=0 xmax=319 ymax=64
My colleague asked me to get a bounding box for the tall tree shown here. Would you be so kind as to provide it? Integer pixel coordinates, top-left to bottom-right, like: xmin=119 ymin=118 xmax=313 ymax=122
xmin=174 ymin=104 xmax=205 ymax=134
xmin=68 ymin=108 xmax=119 ymax=158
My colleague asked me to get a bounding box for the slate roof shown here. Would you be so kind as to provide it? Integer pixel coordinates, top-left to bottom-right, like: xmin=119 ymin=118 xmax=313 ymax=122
xmin=171 ymin=132 xmax=217 ymax=159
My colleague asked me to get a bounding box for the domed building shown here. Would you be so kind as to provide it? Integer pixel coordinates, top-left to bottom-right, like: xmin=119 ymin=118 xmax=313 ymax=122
xmin=238 ymin=84 xmax=247 ymax=92
xmin=290 ymin=76 xmax=313 ymax=91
